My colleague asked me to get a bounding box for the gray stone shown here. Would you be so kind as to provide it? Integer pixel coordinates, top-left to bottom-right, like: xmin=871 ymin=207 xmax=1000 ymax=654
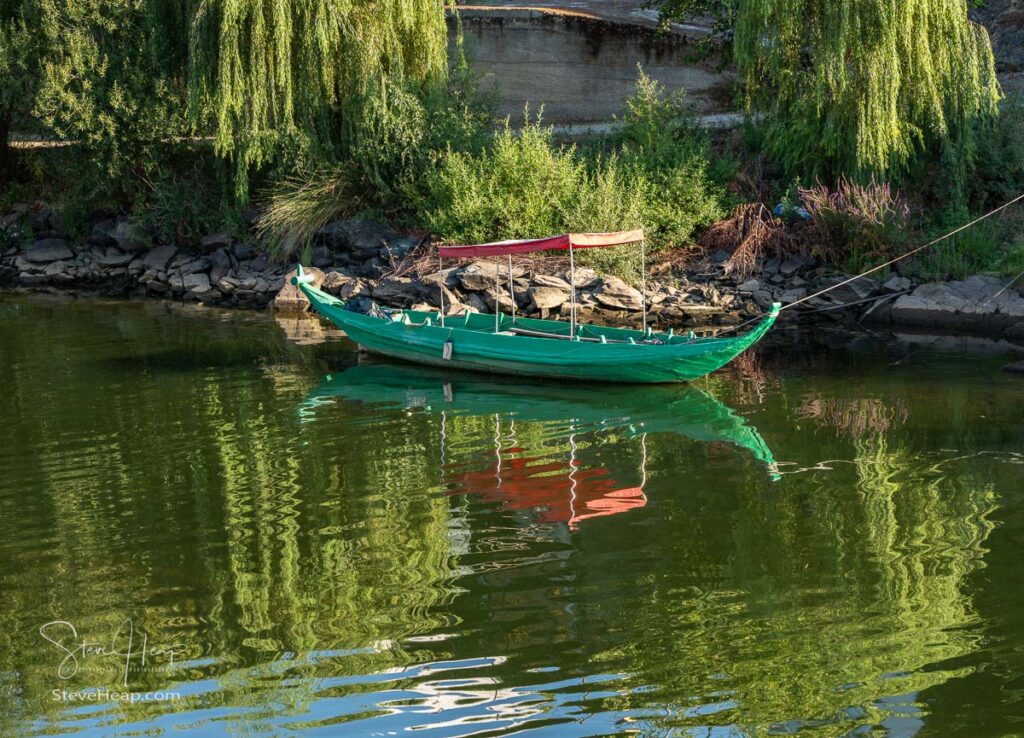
xmin=180 ymin=258 xmax=212 ymax=275
xmin=25 ymin=239 xmax=73 ymax=263
xmin=778 ymin=287 xmax=808 ymax=304
xmin=97 ymin=252 xmax=134 ymax=267
xmin=201 ymin=232 xmax=233 ymax=252
xmin=528 ymin=285 xmax=570 ymax=310
xmin=458 ymin=261 xmax=524 ymax=292
xmin=1003 ymin=360 xmax=1024 ymax=375
xmin=183 ymin=272 xmax=211 ymax=293
xmin=321 ymin=270 xmax=353 ymax=295
xmin=141 ymin=245 xmax=177 ymax=272
xmin=592 ymin=276 xmax=644 ymax=311
xmin=319 ymin=218 xmax=396 ymax=257
xmin=340 ymin=278 xmax=372 ymax=301
xmin=532 ymin=273 xmax=572 ymax=290
xmin=381 ymin=235 xmax=419 ymax=263
xmin=564 ymin=267 xmax=598 ymax=288
xmin=883 ymin=275 xmax=912 ymax=293
xmin=779 ymin=255 xmax=812 ymax=276
xmin=824 ymin=277 xmax=880 ymax=304
xmin=233 ymin=242 xmax=256 ymax=260
xmin=88 ymin=219 xmax=117 ymax=247
xmin=372 ymin=277 xmax=420 ymax=307
xmin=737 ymin=279 xmax=762 ymax=292
xmin=208 ymin=248 xmax=232 ymax=283
xmin=112 ymin=221 xmax=152 ymax=252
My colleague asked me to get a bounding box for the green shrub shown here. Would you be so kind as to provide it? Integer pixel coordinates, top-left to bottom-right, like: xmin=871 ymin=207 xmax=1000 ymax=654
xmin=422 ymin=73 xmax=727 ymax=269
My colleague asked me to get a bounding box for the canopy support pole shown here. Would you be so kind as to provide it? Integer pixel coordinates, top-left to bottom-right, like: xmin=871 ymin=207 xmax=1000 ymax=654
xmin=438 ymin=252 xmax=445 ymax=327
xmin=508 ymin=254 xmax=516 ymax=323
xmin=569 ymin=243 xmax=576 ymax=338
xmin=641 ymin=238 xmax=647 ymax=334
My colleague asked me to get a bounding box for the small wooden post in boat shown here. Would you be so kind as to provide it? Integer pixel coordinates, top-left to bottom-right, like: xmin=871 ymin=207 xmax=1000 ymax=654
xmin=494 ymin=257 xmax=500 ymax=334
xmin=641 ymin=238 xmax=647 ymax=334
xmin=569 ymin=242 xmax=576 ymax=338
xmin=508 ymin=254 xmax=516 ymax=324
xmin=438 ymin=252 xmax=445 ymax=327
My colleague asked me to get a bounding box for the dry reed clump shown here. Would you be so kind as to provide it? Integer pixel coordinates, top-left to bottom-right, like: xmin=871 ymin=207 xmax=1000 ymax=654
xmin=698 ymin=203 xmax=807 ymax=278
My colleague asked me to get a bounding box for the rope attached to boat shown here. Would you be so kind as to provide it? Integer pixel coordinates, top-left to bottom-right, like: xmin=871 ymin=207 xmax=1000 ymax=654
xmin=711 ymin=191 xmax=1024 ymax=337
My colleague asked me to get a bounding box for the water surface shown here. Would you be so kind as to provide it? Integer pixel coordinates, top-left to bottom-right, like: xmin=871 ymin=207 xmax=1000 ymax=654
xmin=1 ymin=293 xmax=1022 ymax=737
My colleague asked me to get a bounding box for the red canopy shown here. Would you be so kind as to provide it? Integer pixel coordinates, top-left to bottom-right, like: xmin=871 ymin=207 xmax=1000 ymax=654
xmin=438 ymin=230 xmax=644 ymax=259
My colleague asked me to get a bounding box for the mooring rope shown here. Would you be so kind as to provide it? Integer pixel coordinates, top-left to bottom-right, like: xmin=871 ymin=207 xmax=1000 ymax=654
xmin=710 ymin=191 xmax=1024 ymax=337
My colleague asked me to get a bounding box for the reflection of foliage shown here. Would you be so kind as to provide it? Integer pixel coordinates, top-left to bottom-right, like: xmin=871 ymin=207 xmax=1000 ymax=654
xmin=798 ymin=395 xmax=909 ymax=439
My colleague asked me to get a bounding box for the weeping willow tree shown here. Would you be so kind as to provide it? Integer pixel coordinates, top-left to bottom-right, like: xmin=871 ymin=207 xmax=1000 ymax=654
xmin=732 ymin=0 xmax=1001 ymax=186
xmin=187 ymin=0 xmax=451 ymax=197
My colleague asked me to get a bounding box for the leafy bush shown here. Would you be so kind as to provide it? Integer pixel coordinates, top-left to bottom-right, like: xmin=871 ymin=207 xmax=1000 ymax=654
xmin=422 ymin=73 xmax=727 ymax=266
xmin=799 ymin=177 xmax=910 ymax=269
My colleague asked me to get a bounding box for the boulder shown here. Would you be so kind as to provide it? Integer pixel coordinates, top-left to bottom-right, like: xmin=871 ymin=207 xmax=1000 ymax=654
xmin=233 ymin=242 xmax=256 ymax=260
xmin=564 ymin=267 xmax=598 ymax=288
xmin=200 ymin=232 xmax=233 ymax=252
xmin=883 ymin=275 xmax=913 ymax=293
xmin=321 ymin=269 xmax=353 ymax=295
xmin=458 ymin=261 xmax=524 ymax=292
xmin=1003 ymin=360 xmax=1024 ymax=375
xmin=97 ymin=251 xmax=134 ymax=267
xmin=592 ymin=276 xmax=644 ymax=311
xmin=340 ymin=278 xmax=373 ymax=301
xmin=779 ymin=255 xmax=812 ymax=276
xmin=528 ymin=285 xmax=570 ymax=310
xmin=381 ymin=235 xmax=419 ymax=263
xmin=141 ymin=245 xmax=177 ymax=272
xmin=88 ymin=219 xmax=118 ymax=247
xmin=823 ymin=276 xmax=880 ymax=304
xmin=208 ymin=248 xmax=232 ymax=283
xmin=532 ymin=273 xmax=572 ymax=290
xmin=319 ymin=218 xmax=395 ymax=257
xmin=272 ymin=267 xmax=325 ymax=311
xmin=25 ymin=239 xmax=73 ymax=263
xmin=182 ymin=272 xmax=211 ymax=293
xmin=737 ymin=278 xmax=762 ymax=293
xmin=778 ymin=287 xmax=808 ymax=304
xmin=372 ymin=277 xmax=420 ymax=307
xmin=112 ymin=221 xmax=152 ymax=252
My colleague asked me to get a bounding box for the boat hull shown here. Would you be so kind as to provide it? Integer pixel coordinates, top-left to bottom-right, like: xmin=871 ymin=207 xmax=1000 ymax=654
xmin=298 ymin=280 xmax=778 ymax=384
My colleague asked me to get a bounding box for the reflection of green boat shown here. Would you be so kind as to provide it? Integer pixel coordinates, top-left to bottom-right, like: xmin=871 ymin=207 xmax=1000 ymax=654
xmin=301 ymin=364 xmax=780 ymax=479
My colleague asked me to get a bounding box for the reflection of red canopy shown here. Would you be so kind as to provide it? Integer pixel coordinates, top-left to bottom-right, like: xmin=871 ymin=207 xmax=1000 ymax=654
xmin=438 ymin=230 xmax=645 ymax=259
xmin=447 ymin=453 xmax=646 ymax=529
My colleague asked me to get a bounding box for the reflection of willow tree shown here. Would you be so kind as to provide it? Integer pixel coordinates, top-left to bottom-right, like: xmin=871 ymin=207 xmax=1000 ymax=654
xmin=584 ymin=429 xmax=995 ymax=735
xmin=0 ymin=299 xmax=459 ymax=731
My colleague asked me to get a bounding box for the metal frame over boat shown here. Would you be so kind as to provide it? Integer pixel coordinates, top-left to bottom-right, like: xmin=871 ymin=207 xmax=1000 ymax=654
xmin=294 ymin=230 xmax=779 ymax=383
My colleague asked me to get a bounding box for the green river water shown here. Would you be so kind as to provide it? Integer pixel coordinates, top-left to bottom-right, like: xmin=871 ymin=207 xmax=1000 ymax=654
xmin=1 ymin=293 xmax=1022 ymax=737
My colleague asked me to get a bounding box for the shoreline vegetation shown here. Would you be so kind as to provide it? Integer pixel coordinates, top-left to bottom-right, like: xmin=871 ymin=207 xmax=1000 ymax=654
xmin=2 ymin=2 xmax=1024 ymax=343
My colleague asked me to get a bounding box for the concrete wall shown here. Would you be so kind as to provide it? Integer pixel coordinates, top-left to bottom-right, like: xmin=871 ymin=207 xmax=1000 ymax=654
xmin=449 ymin=8 xmax=731 ymax=126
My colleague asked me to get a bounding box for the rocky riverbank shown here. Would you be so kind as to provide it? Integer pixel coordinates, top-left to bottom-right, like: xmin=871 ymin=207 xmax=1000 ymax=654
xmin=3 ymin=208 xmax=1024 ymax=343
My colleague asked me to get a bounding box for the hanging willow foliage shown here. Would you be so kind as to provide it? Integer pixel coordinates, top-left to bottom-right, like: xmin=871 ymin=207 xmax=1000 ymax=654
xmin=732 ymin=0 xmax=1001 ymax=185
xmin=187 ymin=0 xmax=450 ymax=195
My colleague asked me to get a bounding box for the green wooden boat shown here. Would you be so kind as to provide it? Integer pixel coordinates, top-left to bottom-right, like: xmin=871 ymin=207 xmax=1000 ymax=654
xmin=293 ymin=230 xmax=779 ymax=383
